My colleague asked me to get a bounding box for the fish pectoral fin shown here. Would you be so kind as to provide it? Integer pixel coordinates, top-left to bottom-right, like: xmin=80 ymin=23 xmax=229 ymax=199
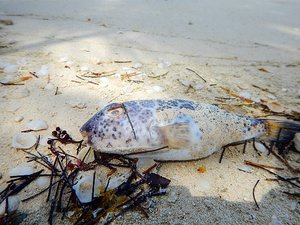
xmin=160 ymin=116 xmax=201 ymax=149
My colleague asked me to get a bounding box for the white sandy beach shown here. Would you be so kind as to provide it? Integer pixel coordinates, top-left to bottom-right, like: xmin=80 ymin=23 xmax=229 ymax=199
xmin=0 ymin=0 xmax=300 ymax=224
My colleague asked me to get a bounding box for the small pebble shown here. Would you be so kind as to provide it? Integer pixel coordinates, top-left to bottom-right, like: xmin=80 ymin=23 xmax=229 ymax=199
xmin=293 ymin=133 xmax=300 ymax=152
xmin=80 ymin=66 xmax=89 ymax=72
xmin=14 ymin=116 xmax=24 ymax=122
xmin=36 ymin=65 xmax=49 ymax=77
xmin=152 ymin=86 xmax=164 ymax=92
xmin=167 ymin=191 xmax=178 ymax=203
xmin=132 ymin=62 xmax=143 ymax=69
xmin=281 ymin=88 xmax=288 ymax=92
xmin=254 ymin=142 xmax=269 ymax=154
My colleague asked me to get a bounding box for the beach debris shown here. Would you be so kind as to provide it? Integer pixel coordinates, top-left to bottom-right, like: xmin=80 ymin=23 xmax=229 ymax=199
xmin=252 ymin=180 xmax=260 ymax=209
xmin=0 ymin=19 xmax=14 ymax=26
xmin=5 ymin=127 xmax=170 ymax=224
xmin=0 ymin=196 xmax=20 ymax=217
xmin=258 ymin=68 xmax=270 ymax=73
xmin=12 ymin=132 xmax=37 ymax=149
xmin=197 ymin=165 xmax=206 ymax=173
xmin=293 ymin=133 xmax=300 ymax=152
xmin=72 ymin=175 xmax=102 ymax=203
xmin=26 ymin=119 xmax=48 ymax=131
xmin=14 ymin=116 xmax=24 ymax=123
xmin=185 ymin=68 xmax=207 ymax=83
xmin=78 ymin=146 xmax=95 ymax=163
xmin=36 ymin=65 xmax=49 ymax=77
xmin=9 ymin=166 xmax=34 ymax=177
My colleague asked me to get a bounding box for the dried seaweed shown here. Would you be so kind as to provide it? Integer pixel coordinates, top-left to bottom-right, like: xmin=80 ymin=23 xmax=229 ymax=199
xmin=0 ymin=128 xmax=171 ymax=225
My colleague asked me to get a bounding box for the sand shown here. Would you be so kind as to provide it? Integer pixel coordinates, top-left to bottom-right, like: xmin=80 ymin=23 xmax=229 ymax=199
xmin=0 ymin=0 xmax=300 ymax=224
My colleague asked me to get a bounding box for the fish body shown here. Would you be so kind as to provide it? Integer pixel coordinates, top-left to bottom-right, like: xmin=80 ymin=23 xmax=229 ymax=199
xmin=80 ymin=99 xmax=273 ymax=161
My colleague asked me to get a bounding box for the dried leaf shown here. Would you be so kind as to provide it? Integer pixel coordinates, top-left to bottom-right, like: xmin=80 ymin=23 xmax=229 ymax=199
xmin=197 ymin=165 xmax=206 ymax=173
xmin=258 ymin=68 xmax=270 ymax=73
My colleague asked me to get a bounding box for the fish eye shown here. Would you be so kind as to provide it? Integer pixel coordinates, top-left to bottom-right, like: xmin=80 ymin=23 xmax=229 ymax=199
xmin=107 ymin=107 xmax=124 ymax=118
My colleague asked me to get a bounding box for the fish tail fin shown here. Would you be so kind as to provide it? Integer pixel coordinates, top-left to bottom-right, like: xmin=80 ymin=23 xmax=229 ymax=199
xmin=264 ymin=119 xmax=300 ymax=147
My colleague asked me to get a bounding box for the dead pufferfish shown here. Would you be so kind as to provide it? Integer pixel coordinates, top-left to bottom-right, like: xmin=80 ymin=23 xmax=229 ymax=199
xmin=80 ymin=99 xmax=300 ymax=161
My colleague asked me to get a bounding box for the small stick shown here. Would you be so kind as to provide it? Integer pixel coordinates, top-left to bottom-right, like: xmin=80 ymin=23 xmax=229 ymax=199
xmin=244 ymin=160 xmax=284 ymax=171
xmin=185 ymin=68 xmax=207 ymax=83
xmin=244 ymin=160 xmax=300 ymax=189
xmin=76 ymin=75 xmax=85 ymax=80
xmin=87 ymin=80 xmax=99 ymax=85
xmin=71 ymin=80 xmax=81 ymax=83
xmin=29 ymin=71 xmax=39 ymax=78
xmin=122 ymin=104 xmax=137 ymax=140
xmin=54 ymin=87 xmax=59 ymax=95
xmin=114 ymin=60 xmax=132 ymax=63
xmin=35 ymin=135 xmax=40 ymax=150
xmin=0 ymin=82 xmax=24 ymax=85
xmin=219 ymin=147 xmax=227 ymax=163
xmin=268 ymin=148 xmax=299 ymax=173
xmin=91 ymin=171 xmax=96 ymax=201
xmin=253 ymin=180 xmax=260 ymax=209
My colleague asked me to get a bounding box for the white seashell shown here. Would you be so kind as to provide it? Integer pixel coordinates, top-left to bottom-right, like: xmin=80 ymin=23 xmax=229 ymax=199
xmin=14 ymin=116 xmax=24 ymax=122
xmin=293 ymin=133 xmax=300 ymax=152
xmin=59 ymin=57 xmax=69 ymax=62
xmin=36 ymin=65 xmax=49 ymax=77
xmin=0 ymin=74 xmax=20 ymax=84
xmin=4 ymin=64 xmax=18 ymax=74
xmin=152 ymin=86 xmax=163 ymax=92
xmin=12 ymin=132 xmax=37 ymax=149
xmin=254 ymin=142 xmax=268 ymax=154
xmin=73 ymin=176 xmax=102 ymax=203
xmin=132 ymin=62 xmax=143 ymax=69
xmin=36 ymin=177 xmax=50 ymax=188
xmin=9 ymin=165 xmax=33 ymax=176
xmin=80 ymin=66 xmax=89 ymax=72
xmin=99 ymin=78 xmax=109 ymax=88
xmin=10 ymin=87 xmax=30 ymax=99
xmin=26 ymin=119 xmax=48 ymax=131
xmin=78 ymin=147 xmax=95 ymax=163
xmin=0 ymin=195 xmax=20 ymax=217
xmin=0 ymin=61 xmax=10 ymax=69
xmin=239 ymin=92 xmax=252 ymax=99
xmin=106 ymin=172 xmax=130 ymax=190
